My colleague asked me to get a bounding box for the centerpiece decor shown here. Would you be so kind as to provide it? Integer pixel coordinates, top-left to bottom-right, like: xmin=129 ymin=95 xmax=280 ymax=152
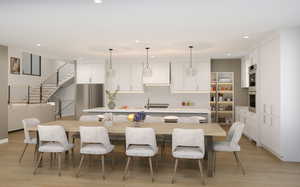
xmin=105 ymin=86 xmax=119 ymax=109
xmin=128 ymin=112 xmax=146 ymax=127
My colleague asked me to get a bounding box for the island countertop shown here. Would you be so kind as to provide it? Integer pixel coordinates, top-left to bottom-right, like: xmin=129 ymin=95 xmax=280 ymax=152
xmin=83 ymin=107 xmax=211 ymax=114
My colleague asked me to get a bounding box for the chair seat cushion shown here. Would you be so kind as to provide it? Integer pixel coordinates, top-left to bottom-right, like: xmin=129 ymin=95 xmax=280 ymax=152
xmin=80 ymin=144 xmax=114 ymax=155
xmin=172 ymin=146 xmax=204 ymax=159
xmin=213 ymin=141 xmax=240 ymax=152
xmin=24 ymin=138 xmax=37 ymax=144
xmin=126 ymin=145 xmax=157 ymax=157
xmin=39 ymin=142 xmax=74 ymax=153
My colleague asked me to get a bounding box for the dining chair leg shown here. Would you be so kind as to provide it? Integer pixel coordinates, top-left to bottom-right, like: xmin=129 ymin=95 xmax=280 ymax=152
xmin=101 ymin=155 xmax=106 ymax=180
xmin=50 ymin=153 xmax=53 ymax=168
xmin=19 ymin=144 xmax=28 ymax=163
xmin=149 ymin=157 xmax=154 ymax=182
xmin=123 ymin=157 xmax=131 ymax=181
xmin=58 ymin=152 xmax=62 ymax=176
xmin=33 ymin=144 xmax=38 ymax=163
xmin=233 ymin=152 xmax=246 ymax=175
xmin=71 ymin=148 xmax=75 ymax=168
xmin=111 ymin=151 xmax=114 ymax=170
xmin=33 ymin=152 xmax=43 ymax=175
xmin=76 ymin=155 xmax=85 ymax=177
xmin=171 ymin=159 xmax=178 ymax=184
xmin=198 ymin=159 xmax=206 ymax=185
xmin=213 ymin=151 xmax=216 ymax=174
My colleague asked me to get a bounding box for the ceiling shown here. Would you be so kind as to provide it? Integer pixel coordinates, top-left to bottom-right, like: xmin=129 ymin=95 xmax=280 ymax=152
xmin=0 ymin=0 xmax=300 ymax=61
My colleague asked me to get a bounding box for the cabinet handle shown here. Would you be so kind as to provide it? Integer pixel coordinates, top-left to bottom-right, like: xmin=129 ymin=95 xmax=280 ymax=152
xmin=263 ymin=104 xmax=266 ymax=113
xmin=270 ymin=117 xmax=272 ymax=126
xmin=263 ymin=115 xmax=266 ymax=123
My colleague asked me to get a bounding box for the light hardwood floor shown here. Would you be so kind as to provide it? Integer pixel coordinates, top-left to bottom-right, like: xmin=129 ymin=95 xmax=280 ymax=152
xmin=0 ymin=131 xmax=299 ymax=187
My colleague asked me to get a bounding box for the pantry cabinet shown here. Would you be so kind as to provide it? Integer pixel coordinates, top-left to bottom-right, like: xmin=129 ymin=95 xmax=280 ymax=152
xmin=76 ymin=62 xmax=105 ymax=84
xmin=171 ymin=61 xmax=210 ymax=93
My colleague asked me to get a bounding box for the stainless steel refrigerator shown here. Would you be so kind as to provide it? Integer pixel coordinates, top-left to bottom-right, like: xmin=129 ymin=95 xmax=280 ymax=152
xmin=75 ymin=84 xmax=104 ymax=119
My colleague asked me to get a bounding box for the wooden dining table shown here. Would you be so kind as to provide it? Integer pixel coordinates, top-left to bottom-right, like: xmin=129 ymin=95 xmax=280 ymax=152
xmin=28 ymin=120 xmax=226 ymax=177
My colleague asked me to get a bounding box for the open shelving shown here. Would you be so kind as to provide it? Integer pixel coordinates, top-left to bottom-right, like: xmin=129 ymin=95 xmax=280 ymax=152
xmin=210 ymin=72 xmax=235 ymax=125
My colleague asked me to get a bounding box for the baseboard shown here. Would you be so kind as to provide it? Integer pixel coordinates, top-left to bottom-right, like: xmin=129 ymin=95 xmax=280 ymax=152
xmin=0 ymin=138 xmax=8 ymax=144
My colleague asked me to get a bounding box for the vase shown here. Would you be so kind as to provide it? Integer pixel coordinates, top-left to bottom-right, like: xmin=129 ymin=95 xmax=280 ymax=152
xmin=108 ymin=100 xmax=116 ymax=109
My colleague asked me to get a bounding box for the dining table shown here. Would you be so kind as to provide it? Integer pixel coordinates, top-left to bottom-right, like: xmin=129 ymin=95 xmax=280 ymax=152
xmin=28 ymin=120 xmax=226 ymax=177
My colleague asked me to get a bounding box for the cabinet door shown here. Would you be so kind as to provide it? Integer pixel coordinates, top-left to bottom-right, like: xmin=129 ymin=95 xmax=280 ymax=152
xmin=131 ymin=63 xmax=144 ymax=91
xmin=77 ymin=63 xmax=91 ymax=84
xmin=241 ymin=58 xmax=250 ymax=88
xmin=195 ymin=62 xmax=210 ymax=91
xmin=89 ymin=63 xmax=105 ymax=84
xmin=171 ymin=63 xmax=184 ymax=91
xmin=116 ymin=63 xmax=131 ymax=91
xmin=143 ymin=62 xmax=170 ymax=84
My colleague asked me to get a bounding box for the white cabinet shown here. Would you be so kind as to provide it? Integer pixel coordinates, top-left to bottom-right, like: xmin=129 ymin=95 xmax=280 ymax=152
xmin=76 ymin=62 xmax=105 ymax=84
xmin=171 ymin=61 xmax=210 ymax=93
xmin=235 ymin=106 xmax=258 ymax=142
xmin=108 ymin=62 xmax=143 ymax=93
xmin=143 ymin=62 xmax=170 ymax=86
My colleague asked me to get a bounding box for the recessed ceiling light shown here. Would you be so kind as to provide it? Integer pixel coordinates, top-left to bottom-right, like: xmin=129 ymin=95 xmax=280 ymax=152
xmin=243 ymin=35 xmax=249 ymax=39
xmin=226 ymin=53 xmax=232 ymax=56
xmin=36 ymin=43 xmax=41 ymax=47
xmin=94 ymin=0 xmax=103 ymax=4
xmin=135 ymin=40 xmax=140 ymax=43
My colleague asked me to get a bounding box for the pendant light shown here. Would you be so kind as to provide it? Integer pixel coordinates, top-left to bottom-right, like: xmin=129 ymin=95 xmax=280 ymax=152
xmin=143 ymin=47 xmax=152 ymax=77
xmin=107 ymin=48 xmax=115 ymax=76
xmin=186 ymin=45 xmax=196 ymax=76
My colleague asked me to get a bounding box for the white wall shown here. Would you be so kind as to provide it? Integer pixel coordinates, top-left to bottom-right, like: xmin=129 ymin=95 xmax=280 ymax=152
xmin=280 ymin=27 xmax=300 ymax=162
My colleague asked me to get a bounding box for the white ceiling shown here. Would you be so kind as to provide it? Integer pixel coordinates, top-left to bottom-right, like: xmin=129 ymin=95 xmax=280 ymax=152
xmin=0 ymin=0 xmax=300 ymax=61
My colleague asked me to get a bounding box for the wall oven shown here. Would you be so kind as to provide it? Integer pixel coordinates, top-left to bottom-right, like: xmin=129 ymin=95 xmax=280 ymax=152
xmin=248 ymin=91 xmax=256 ymax=112
xmin=248 ymin=64 xmax=256 ymax=112
xmin=249 ymin=64 xmax=256 ymax=92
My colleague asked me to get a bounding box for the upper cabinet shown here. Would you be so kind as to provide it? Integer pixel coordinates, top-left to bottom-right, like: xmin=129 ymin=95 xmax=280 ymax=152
xmin=76 ymin=61 xmax=105 ymax=84
xmin=241 ymin=57 xmax=250 ymax=88
xmin=143 ymin=62 xmax=170 ymax=86
xmin=171 ymin=60 xmax=210 ymax=93
xmin=108 ymin=62 xmax=144 ymax=93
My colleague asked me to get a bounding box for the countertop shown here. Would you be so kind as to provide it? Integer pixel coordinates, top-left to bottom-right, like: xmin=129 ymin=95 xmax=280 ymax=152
xmin=83 ymin=107 xmax=211 ymax=114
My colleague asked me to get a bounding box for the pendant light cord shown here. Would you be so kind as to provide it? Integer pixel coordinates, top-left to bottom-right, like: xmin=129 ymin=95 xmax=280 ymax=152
xmin=146 ymin=47 xmax=150 ymax=68
xmin=189 ymin=45 xmax=193 ymax=68
xmin=109 ymin=48 xmax=113 ymax=69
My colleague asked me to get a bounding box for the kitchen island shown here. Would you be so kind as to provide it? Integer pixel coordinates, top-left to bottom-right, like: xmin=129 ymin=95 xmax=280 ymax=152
xmin=83 ymin=107 xmax=211 ymax=122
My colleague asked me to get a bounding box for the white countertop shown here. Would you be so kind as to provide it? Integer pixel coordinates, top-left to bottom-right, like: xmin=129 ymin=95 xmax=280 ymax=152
xmin=83 ymin=107 xmax=211 ymax=114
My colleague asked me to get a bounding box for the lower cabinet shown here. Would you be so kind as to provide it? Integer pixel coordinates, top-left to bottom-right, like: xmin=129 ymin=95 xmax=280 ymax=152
xmin=235 ymin=107 xmax=258 ymax=143
xmin=260 ymin=114 xmax=282 ymax=158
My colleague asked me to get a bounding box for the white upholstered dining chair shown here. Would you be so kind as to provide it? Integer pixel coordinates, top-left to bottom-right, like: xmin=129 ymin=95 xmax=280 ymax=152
xmin=171 ymin=128 xmax=206 ymax=185
xmin=72 ymin=115 xmax=103 ymax=143
xmin=76 ymin=126 xmax=114 ymax=179
xmin=33 ymin=125 xmax=74 ymax=176
xmin=213 ymin=122 xmax=245 ymax=175
xmin=123 ymin=127 xmax=158 ymax=182
xmin=19 ymin=118 xmax=40 ymax=163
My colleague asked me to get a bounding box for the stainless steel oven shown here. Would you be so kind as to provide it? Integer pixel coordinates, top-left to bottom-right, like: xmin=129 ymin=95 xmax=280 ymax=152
xmin=248 ymin=91 xmax=256 ymax=112
xmin=249 ymin=64 xmax=256 ymax=92
xmin=248 ymin=64 xmax=256 ymax=112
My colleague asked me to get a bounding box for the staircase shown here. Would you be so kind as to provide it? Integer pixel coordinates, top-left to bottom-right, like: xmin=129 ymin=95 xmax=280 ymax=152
xmin=29 ymin=72 xmax=74 ymax=103
xmin=8 ymin=62 xmax=75 ymax=104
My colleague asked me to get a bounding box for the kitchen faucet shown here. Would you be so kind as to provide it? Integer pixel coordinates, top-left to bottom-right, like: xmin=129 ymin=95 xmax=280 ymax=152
xmin=145 ymin=97 xmax=150 ymax=109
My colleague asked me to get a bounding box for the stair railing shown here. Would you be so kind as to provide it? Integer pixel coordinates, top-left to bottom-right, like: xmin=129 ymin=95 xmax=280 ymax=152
xmin=8 ymin=61 xmax=75 ymax=104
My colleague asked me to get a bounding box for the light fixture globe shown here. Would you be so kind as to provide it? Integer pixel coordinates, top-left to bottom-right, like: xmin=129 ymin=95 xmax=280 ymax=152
xmin=107 ymin=48 xmax=115 ymax=77
xmin=186 ymin=45 xmax=197 ymax=76
xmin=143 ymin=47 xmax=152 ymax=77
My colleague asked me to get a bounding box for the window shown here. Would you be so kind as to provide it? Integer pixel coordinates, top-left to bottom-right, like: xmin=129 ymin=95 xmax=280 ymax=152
xmin=22 ymin=52 xmax=41 ymax=76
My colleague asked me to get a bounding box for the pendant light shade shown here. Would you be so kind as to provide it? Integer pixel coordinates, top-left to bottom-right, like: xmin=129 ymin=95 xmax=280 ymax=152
xmin=143 ymin=47 xmax=152 ymax=77
xmin=186 ymin=45 xmax=196 ymax=76
xmin=107 ymin=48 xmax=115 ymax=76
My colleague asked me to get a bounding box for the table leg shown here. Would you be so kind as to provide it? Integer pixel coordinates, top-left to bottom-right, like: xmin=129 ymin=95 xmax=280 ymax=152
xmin=205 ymin=136 xmax=214 ymax=177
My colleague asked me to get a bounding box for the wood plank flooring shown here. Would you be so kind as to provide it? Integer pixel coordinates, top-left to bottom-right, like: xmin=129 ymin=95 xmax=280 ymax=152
xmin=0 ymin=131 xmax=299 ymax=187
